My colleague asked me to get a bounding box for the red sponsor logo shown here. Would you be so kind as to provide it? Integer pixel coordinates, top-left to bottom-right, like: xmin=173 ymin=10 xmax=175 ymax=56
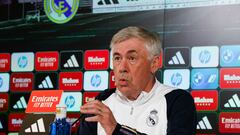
xmin=67 ymin=113 xmax=81 ymax=132
xmin=59 ymin=72 xmax=83 ymax=91
xmin=220 ymin=68 xmax=240 ymax=89
xmin=0 ymin=133 xmax=6 ymax=135
xmin=191 ymin=90 xmax=218 ymax=111
xmin=0 ymin=93 xmax=8 ymax=112
xmin=10 ymin=73 xmax=33 ymax=92
xmin=35 ymin=51 xmax=59 ymax=71
xmin=109 ymin=71 xmax=116 ymax=89
xmin=219 ymin=112 xmax=240 ymax=133
xmin=8 ymin=113 xmax=25 ymax=132
xmin=0 ymin=53 xmax=10 ymax=72
xmin=84 ymin=50 xmax=109 ymax=70
xmin=159 ymin=49 xmax=163 ymax=68
xmin=25 ymin=90 xmax=63 ymax=113
xmin=83 ymin=92 xmax=100 ymax=104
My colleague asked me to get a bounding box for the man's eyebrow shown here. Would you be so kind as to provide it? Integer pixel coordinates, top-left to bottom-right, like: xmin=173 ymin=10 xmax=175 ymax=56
xmin=113 ymin=50 xmax=138 ymax=56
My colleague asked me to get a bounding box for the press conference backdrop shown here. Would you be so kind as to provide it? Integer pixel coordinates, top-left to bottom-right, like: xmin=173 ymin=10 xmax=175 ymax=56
xmin=0 ymin=0 xmax=240 ymax=134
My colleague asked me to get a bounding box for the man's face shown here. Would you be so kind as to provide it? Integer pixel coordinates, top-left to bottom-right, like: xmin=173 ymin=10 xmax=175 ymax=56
xmin=112 ymin=38 xmax=156 ymax=100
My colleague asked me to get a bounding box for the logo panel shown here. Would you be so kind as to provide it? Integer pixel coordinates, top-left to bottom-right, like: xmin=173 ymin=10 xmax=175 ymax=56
xmin=0 ymin=53 xmax=10 ymax=72
xmin=35 ymin=72 xmax=58 ymax=90
xmin=10 ymin=73 xmax=33 ymax=92
xmin=0 ymin=73 xmax=10 ymax=92
xmin=59 ymin=92 xmax=82 ymax=112
xmin=164 ymin=47 xmax=189 ymax=68
xmin=25 ymin=90 xmax=63 ymax=113
xmin=59 ymin=72 xmax=83 ymax=91
xmin=220 ymin=45 xmax=240 ymax=67
xmin=191 ymin=68 xmax=218 ymax=89
xmin=220 ymin=68 xmax=240 ymax=89
xmin=163 ymin=69 xmax=190 ymax=90
xmin=84 ymin=50 xmax=109 ymax=70
xmin=60 ymin=51 xmax=83 ymax=71
xmin=191 ymin=90 xmax=218 ymax=111
xmin=191 ymin=46 xmax=219 ymax=67
xmin=155 ymin=70 xmax=162 ymax=83
xmin=19 ymin=113 xmax=55 ymax=135
xmin=0 ymin=113 xmax=8 ymax=133
xmin=10 ymin=93 xmax=30 ymax=112
xmin=220 ymin=90 xmax=240 ymax=111
xmin=219 ymin=112 xmax=240 ymax=133
xmin=109 ymin=71 xmax=116 ymax=89
xmin=0 ymin=93 xmax=8 ymax=112
xmin=83 ymin=92 xmax=100 ymax=104
xmin=8 ymin=113 xmax=25 ymax=132
xmin=196 ymin=113 xmax=217 ymax=134
xmin=11 ymin=52 xmax=34 ymax=72
xmin=35 ymin=51 xmax=59 ymax=71
xmin=84 ymin=71 xmax=109 ymax=91
xmin=44 ymin=0 xmax=79 ymax=24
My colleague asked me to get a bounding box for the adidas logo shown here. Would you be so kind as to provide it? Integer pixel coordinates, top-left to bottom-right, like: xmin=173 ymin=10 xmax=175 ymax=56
xmin=98 ymin=0 xmax=119 ymax=5
xmin=197 ymin=116 xmax=212 ymax=130
xmin=224 ymin=94 xmax=240 ymax=108
xmin=63 ymin=55 xmax=79 ymax=68
xmin=168 ymin=51 xmax=185 ymax=65
xmin=38 ymin=76 xmax=53 ymax=89
xmin=0 ymin=120 xmax=3 ymax=129
xmin=13 ymin=96 xmax=27 ymax=109
xmin=25 ymin=118 xmax=45 ymax=133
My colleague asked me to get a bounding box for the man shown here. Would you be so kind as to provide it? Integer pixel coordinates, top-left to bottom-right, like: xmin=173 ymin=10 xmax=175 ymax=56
xmin=77 ymin=26 xmax=196 ymax=135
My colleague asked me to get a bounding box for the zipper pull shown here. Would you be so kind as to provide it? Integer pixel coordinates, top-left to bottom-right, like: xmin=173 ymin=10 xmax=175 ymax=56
xmin=130 ymin=107 xmax=134 ymax=115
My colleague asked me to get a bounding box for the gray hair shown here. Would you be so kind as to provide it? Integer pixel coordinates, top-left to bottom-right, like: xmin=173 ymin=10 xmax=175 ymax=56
xmin=110 ymin=26 xmax=162 ymax=59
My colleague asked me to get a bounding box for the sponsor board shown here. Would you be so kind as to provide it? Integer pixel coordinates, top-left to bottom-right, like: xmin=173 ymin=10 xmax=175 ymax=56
xmin=0 ymin=113 xmax=8 ymax=132
xmin=155 ymin=70 xmax=162 ymax=83
xmin=35 ymin=72 xmax=58 ymax=90
xmin=109 ymin=71 xmax=116 ymax=89
xmin=220 ymin=45 xmax=240 ymax=67
xmin=220 ymin=90 xmax=240 ymax=111
xmin=8 ymin=113 xmax=25 ymax=132
xmin=11 ymin=52 xmax=34 ymax=72
xmin=0 ymin=73 xmax=10 ymax=92
xmin=219 ymin=112 xmax=240 ymax=133
xmin=83 ymin=92 xmax=100 ymax=104
xmin=0 ymin=93 xmax=8 ymax=112
xmin=59 ymin=92 xmax=82 ymax=112
xmin=163 ymin=69 xmax=190 ymax=90
xmin=191 ymin=46 xmax=219 ymax=67
xmin=19 ymin=113 xmax=55 ymax=135
xmin=60 ymin=51 xmax=83 ymax=71
xmin=191 ymin=68 xmax=218 ymax=89
xmin=84 ymin=50 xmax=109 ymax=70
xmin=220 ymin=68 xmax=240 ymax=89
xmin=196 ymin=112 xmax=217 ymax=134
xmin=164 ymin=47 xmax=189 ymax=68
xmin=191 ymin=90 xmax=218 ymax=111
xmin=59 ymin=72 xmax=83 ymax=91
xmin=25 ymin=90 xmax=63 ymax=113
xmin=10 ymin=93 xmax=30 ymax=111
xmin=10 ymin=73 xmax=33 ymax=92
xmin=84 ymin=71 xmax=109 ymax=91
xmin=35 ymin=51 xmax=59 ymax=71
xmin=0 ymin=53 xmax=10 ymax=72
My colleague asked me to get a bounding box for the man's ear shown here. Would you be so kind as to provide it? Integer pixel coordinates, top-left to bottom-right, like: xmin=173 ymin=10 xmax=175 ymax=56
xmin=151 ymin=55 xmax=160 ymax=74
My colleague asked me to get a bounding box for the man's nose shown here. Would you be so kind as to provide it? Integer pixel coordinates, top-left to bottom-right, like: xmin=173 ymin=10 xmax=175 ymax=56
xmin=119 ymin=58 xmax=128 ymax=73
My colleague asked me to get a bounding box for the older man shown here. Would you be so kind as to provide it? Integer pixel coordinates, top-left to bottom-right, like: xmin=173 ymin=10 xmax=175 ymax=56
xmin=77 ymin=26 xmax=196 ymax=135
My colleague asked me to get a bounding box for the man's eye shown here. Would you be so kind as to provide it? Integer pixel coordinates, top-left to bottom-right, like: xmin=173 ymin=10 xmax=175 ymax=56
xmin=129 ymin=57 xmax=136 ymax=61
xmin=114 ymin=56 xmax=121 ymax=61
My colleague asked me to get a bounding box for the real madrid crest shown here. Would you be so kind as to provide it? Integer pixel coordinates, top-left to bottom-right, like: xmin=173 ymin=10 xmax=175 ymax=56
xmin=44 ymin=0 xmax=79 ymax=24
xmin=146 ymin=109 xmax=159 ymax=127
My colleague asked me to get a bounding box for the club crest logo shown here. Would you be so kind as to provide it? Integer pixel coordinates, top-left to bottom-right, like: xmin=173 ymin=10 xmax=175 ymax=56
xmin=44 ymin=0 xmax=79 ymax=24
xmin=146 ymin=110 xmax=159 ymax=127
